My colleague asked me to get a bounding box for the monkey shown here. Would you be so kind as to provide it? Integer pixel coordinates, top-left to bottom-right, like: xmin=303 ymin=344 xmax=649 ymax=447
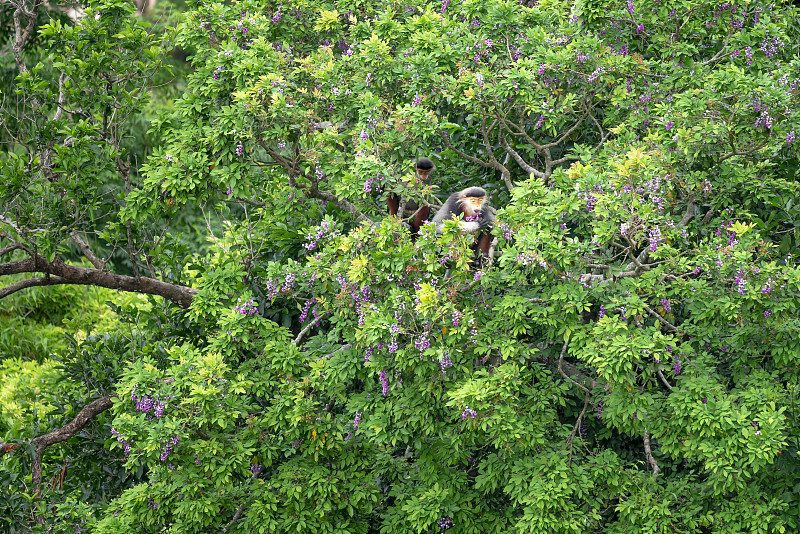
xmin=432 ymin=186 xmax=495 ymax=256
xmin=387 ymin=157 xmax=434 ymax=237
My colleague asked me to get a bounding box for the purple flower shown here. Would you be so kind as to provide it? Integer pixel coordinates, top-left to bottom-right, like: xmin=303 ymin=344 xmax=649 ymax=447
xmin=353 ymin=411 xmax=362 ymax=430
xmin=734 ymin=270 xmax=747 ymax=294
xmin=660 ymin=298 xmax=671 ymax=312
xmin=461 ymin=407 xmax=477 ymax=419
xmin=665 ymin=120 xmax=674 ymax=131
xmin=440 ymin=352 xmax=453 ymax=373
xmin=379 ymin=370 xmax=390 ymax=396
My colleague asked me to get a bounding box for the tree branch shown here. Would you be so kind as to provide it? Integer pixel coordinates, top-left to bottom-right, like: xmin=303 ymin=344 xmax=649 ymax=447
xmin=643 ymin=430 xmax=661 ymax=477
xmin=28 ymin=394 xmax=115 ymax=497
xmin=0 ymin=255 xmax=197 ymax=308
xmin=293 ymin=313 xmax=327 ymax=345
xmin=70 ymin=230 xmax=105 ymax=270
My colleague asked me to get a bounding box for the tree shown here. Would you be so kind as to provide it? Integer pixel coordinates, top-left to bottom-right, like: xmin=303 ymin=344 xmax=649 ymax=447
xmin=0 ymin=0 xmax=195 ymax=308
xmin=2 ymin=0 xmax=800 ymax=531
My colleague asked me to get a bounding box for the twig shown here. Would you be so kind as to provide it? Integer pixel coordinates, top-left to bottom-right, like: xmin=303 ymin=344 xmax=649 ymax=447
xmin=642 ymin=304 xmax=678 ymax=333
xmin=314 ymin=343 xmax=352 ymax=361
xmin=222 ymin=470 xmax=261 ymax=533
xmin=566 ymin=392 xmax=591 ymax=465
xmin=557 ymin=339 xmax=593 ymax=394
xmin=293 ymin=313 xmax=327 ymax=345
xmin=656 ymin=366 xmax=674 ymax=391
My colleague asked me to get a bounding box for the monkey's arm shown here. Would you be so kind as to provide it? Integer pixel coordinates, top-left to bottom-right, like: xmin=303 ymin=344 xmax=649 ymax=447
xmin=387 ymin=195 xmax=400 ymax=216
xmin=478 ymin=207 xmax=497 ymax=230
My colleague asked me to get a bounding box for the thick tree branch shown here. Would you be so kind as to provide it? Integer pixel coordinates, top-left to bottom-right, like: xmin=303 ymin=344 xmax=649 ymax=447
xmin=0 ymin=394 xmax=117 ymax=497
xmin=0 ymin=255 xmax=197 ymax=308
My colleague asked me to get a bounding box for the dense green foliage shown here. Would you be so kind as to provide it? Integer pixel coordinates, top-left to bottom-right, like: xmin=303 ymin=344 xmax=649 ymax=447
xmin=2 ymin=0 xmax=800 ymax=532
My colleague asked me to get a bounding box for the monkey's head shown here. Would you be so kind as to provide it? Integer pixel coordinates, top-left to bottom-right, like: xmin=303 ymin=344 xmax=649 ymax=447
xmin=415 ymin=157 xmax=435 ymax=182
xmin=458 ymin=187 xmax=488 ymax=217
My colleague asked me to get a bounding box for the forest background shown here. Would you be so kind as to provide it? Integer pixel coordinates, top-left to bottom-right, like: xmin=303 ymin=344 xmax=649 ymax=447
xmin=1 ymin=0 xmax=800 ymax=532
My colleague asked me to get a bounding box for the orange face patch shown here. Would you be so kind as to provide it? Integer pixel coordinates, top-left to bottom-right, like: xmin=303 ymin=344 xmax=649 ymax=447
xmin=459 ymin=195 xmax=485 ymax=216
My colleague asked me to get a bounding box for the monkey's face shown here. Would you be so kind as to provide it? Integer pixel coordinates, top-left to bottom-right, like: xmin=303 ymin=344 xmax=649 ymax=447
xmin=459 ymin=195 xmax=485 ymax=217
xmin=415 ymin=167 xmax=432 ymax=182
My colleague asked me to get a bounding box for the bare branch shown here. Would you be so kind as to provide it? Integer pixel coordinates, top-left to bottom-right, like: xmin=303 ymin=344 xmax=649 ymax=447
xmin=643 ymin=430 xmax=661 ymax=477
xmin=0 ymin=275 xmax=69 ymax=299
xmin=499 ymin=128 xmax=545 ymax=181
xmin=677 ymin=195 xmax=696 ymax=227
xmin=30 ymin=394 xmax=115 ymax=496
xmin=643 ymin=304 xmax=678 ymax=333
xmin=12 ymin=0 xmax=44 ymax=75
xmin=0 ymin=243 xmax=24 ymax=257
xmin=70 ymin=230 xmax=105 ymax=270
xmin=656 ymin=366 xmax=674 ymax=391
xmin=0 ymin=256 xmax=197 ymax=308
xmin=293 ymin=313 xmax=327 ymax=345
xmin=314 ymin=343 xmax=352 ymax=361
xmin=222 ymin=469 xmax=261 ymax=532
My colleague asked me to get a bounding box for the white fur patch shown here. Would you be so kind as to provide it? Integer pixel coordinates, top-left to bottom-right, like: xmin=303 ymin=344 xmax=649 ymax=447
xmin=460 ymin=221 xmax=480 ymax=233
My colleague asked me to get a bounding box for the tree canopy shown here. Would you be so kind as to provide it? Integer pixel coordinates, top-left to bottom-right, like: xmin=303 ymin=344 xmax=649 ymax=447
xmin=1 ymin=0 xmax=800 ymax=532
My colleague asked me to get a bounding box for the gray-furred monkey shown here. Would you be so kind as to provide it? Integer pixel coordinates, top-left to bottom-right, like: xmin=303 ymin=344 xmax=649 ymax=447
xmin=432 ymin=186 xmax=495 ymax=254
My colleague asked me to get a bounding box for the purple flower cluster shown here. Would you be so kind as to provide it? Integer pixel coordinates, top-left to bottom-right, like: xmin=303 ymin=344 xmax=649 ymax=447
xmin=251 ymin=463 xmax=263 ymax=475
xmin=160 ymin=435 xmax=180 ymax=462
xmin=754 ymin=110 xmax=773 ymax=130
xmin=111 ymin=427 xmax=133 ymax=455
xmin=438 ymin=516 xmax=454 ymax=530
xmin=762 ymin=278 xmax=773 ymax=295
xmin=648 ymin=226 xmax=662 ymax=252
xmin=234 ymin=298 xmax=258 ymax=316
xmin=353 ymin=411 xmax=362 ymax=430
xmin=299 ymin=298 xmax=316 ymax=323
xmin=461 ymin=407 xmax=477 ymax=419
xmin=131 ymin=384 xmax=171 ymax=419
xmin=440 ymin=352 xmax=453 ymax=373
xmin=734 ymin=270 xmax=747 ymax=294
xmin=379 ymin=370 xmax=390 ymax=396
xmin=660 ymin=298 xmax=671 ymax=313
xmin=304 ymin=220 xmax=340 ymax=251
